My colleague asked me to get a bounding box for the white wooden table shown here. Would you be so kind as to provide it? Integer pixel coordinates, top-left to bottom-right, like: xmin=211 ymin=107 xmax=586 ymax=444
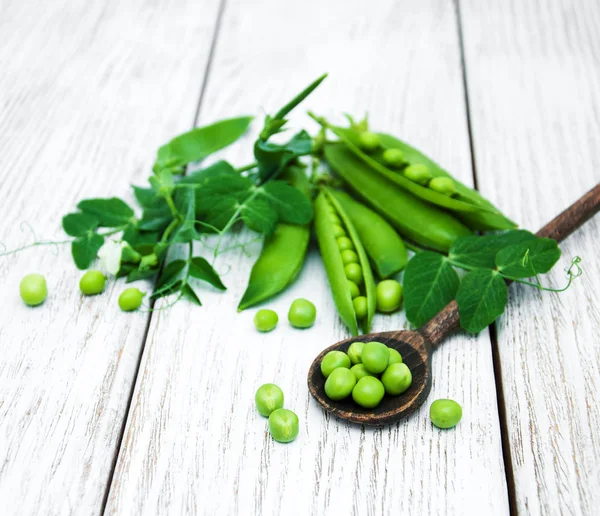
xmin=1 ymin=0 xmax=599 ymax=514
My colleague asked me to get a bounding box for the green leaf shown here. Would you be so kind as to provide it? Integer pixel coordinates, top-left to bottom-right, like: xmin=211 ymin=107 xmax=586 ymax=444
xmin=138 ymin=197 xmax=172 ymax=232
xmin=62 ymin=212 xmax=99 ymax=237
xmin=189 ymin=257 xmax=226 ymax=290
xmin=126 ymin=267 xmax=158 ymax=283
xmin=271 ymin=74 xmax=328 ymax=123
xmin=132 ymin=185 xmax=155 ymax=207
xmin=177 ymin=160 xmax=237 ymax=186
xmin=254 ymin=130 xmax=313 ymax=182
xmin=156 ymin=259 xmax=186 ymax=289
xmin=495 ymin=238 xmax=561 ymax=278
xmin=456 ymin=269 xmax=508 ymax=333
xmin=195 ymin=175 xmax=254 ymax=209
xmin=77 ymin=198 xmax=135 ymax=228
xmin=201 ymin=196 xmax=239 ymax=231
xmin=404 ymin=251 xmax=460 ymax=327
xmin=172 ymin=187 xmax=201 ymax=243
xmin=261 ymin=181 xmax=313 ymax=224
xmin=181 ymin=284 xmax=202 ymax=306
xmin=71 ymin=233 xmax=104 ymax=269
xmin=156 ymin=116 xmax=253 ymax=166
xmin=241 ymin=197 xmax=278 ymax=234
xmin=151 ymin=280 xmax=183 ymax=300
xmin=449 ymin=230 xmax=536 ymax=269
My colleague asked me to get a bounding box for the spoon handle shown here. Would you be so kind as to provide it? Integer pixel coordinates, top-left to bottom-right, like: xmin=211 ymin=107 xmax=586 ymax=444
xmin=421 ymin=182 xmax=600 ymax=348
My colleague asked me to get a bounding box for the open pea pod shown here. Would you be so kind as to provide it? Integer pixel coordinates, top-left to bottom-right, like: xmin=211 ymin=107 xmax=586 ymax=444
xmin=330 ymin=189 xmax=408 ymax=278
xmin=238 ymin=166 xmax=311 ymax=310
xmin=314 ymin=189 xmax=376 ymax=335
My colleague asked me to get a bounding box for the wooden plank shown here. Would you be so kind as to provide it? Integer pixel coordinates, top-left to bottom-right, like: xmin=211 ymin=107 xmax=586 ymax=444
xmin=0 ymin=0 xmax=221 ymax=513
xmin=106 ymin=0 xmax=509 ymax=514
xmin=460 ymin=0 xmax=600 ymax=514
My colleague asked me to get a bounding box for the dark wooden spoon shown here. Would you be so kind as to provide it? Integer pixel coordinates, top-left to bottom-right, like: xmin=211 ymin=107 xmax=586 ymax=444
xmin=308 ymin=184 xmax=600 ymax=425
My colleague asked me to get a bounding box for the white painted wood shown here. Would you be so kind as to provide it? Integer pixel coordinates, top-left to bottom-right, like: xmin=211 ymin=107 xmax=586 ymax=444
xmin=461 ymin=0 xmax=600 ymax=514
xmin=0 ymin=0 xmax=221 ymax=514
xmin=106 ymin=1 xmax=509 ymax=514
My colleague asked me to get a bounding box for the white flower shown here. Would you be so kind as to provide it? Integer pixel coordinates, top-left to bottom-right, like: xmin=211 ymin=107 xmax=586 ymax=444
xmin=97 ymin=239 xmax=125 ymax=276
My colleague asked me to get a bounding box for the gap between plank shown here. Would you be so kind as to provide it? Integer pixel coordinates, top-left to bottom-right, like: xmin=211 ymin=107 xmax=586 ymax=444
xmin=453 ymin=1 xmax=517 ymax=514
xmin=100 ymin=0 xmax=229 ymax=512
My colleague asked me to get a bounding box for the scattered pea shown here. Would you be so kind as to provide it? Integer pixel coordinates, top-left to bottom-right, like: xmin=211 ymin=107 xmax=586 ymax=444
xmin=347 ymin=342 xmax=364 ymax=364
xmin=382 ymin=148 xmax=405 ymax=168
xmin=118 ymin=288 xmax=145 ymax=311
xmin=255 ymin=383 xmax=284 ymax=417
xmin=358 ymin=131 xmax=381 ymax=153
xmin=79 ymin=270 xmax=106 ymax=296
xmin=268 ymin=408 xmax=299 ymax=443
xmin=381 ymin=363 xmax=412 ymax=395
xmin=321 ymin=350 xmax=351 ymax=377
xmin=352 ymin=376 xmax=385 ymax=408
xmin=376 ymin=279 xmax=403 ymax=313
xmin=429 ymin=177 xmax=457 ymax=196
xmin=19 ymin=273 xmax=47 ymax=306
xmin=288 ymin=298 xmax=316 ymax=329
xmin=341 ymin=249 xmax=359 ymax=265
xmin=430 ymin=399 xmax=463 ymax=429
xmin=348 ymin=280 xmax=360 ymax=299
xmin=254 ymin=309 xmax=279 ymax=332
xmin=324 ymin=367 xmax=357 ymax=401
xmin=331 ymin=223 xmax=346 ymax=238
xmin=336 ymin=236 xmax=354 ymax=252
xmin=350 ymin=363 xmax=376 ymax=381
xmin=361 ymin=341 xmax=389 ymax=374
xmin=403 ymin=164 xmax=432 ymax=185
xmin=344 ymin=263 xmax=363 ymax=285
xmin=388 ymin=348 xmax=403 ymax=365
xmin=353 ymin=296 xmax=368 ymax=319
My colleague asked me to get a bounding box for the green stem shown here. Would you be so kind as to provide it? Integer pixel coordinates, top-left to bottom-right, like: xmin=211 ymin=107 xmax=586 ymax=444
xmin=164 ymin=192 xmax=181 ymax=221
xmin=236 ymin=162 xmax=258 ymax=174
xmin=0 ymin=239 xmax=71 ymax=257
xmin=161 ymin=219 xmax=180 ymax=243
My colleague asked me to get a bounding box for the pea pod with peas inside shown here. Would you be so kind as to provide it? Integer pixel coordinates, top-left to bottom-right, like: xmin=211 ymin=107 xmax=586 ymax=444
xmin=324 ymin=143 xmax=471 ymax=252
xmin=238 ymin=166 xmax=311 ymax=310
xmin=314 ymin=188 xmax=376 ymax=335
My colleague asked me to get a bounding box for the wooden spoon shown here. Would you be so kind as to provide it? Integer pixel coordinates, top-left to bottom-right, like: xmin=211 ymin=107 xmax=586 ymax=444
xmin=308 ymin=184 xmax=600 ymax=425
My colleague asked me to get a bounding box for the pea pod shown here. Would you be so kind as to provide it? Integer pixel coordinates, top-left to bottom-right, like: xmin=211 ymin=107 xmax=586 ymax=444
xmin=324 ymin=143 xmax=471 ymax=252
xmin=314 ymin=189 xmax=376 ymax=335
xmin=238 ymin=166 xmax=311 ymax=310
xmin=330 ymin=190 xmax=407 ymax=278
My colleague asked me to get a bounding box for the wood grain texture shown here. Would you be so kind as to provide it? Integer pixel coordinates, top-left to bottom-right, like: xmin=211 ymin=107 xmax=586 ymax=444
xmin=106 ymin=1 xmax=509 ymax=514
xmin=0 ymin=0 xmax=221 ymax=513
xmin=460 ymin=0 xmax=600 ymax=514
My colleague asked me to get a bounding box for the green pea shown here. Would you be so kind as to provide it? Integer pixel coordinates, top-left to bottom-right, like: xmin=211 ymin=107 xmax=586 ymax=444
xmin=358 ymin=131 xmax=381 ymax=153
xmin=79 ymin=270 xmax=106 ymax=296
xmin=336 ymin=236 xmax=354 ymax=252
xmin=352 ymin=376 xmax=385 ymax=408
xmin=429 ymin=177 xmax=457 ymax=196
xmin=341 ymin=249 xmax=359 ymax=265
xmin=118 ymin=288 xmax=145 ymax=311
xmin=324 ymin=367 xmax=357 ymax=401
xmin=347 ymin=342 xmax=364 ymax=364
xmin=382 ymin=148 xmax=405 ymax=168
xmin=288 ymin=298 xmax=316 ymax=329
xmin=353 ymin=296 xmax=367 ymax=320
xmin=361 ymin=341 xmax=389 ymax=374
xmin=350 ymin=363 xmax=376 ymax=381
xmin=388 ymin=348 xmax=403 ymax=365
xmin=329 ymin=213 xmax=341 ymax=225
xmin=344 ymin=263 xmax=363 ymax=285
xmin=376 ymin=279 xmax=403 ymax=313
xmin=381 ymin=363 xmax=412 ymax=395
xmin=19 ymin=273 xmax=47 ymax=306
xmin=255 ymin=383 xmax=284 ymax=417
xmin=321 ymin=350 xmax=351 ymax=377
xmin=348 ymin=280 xmax=360 ymax=299
xmin=403 ymin=164 xmax=433 ymax=186
xmin=430 ymin=399 xmax=463 ymax=429
xmin=254 ymin=309 xmax=278 ymax=332
xmin=268 ymin=408 xmax=299 ymax=443
xmin=331 ymin=223 xmax=346 ymax=239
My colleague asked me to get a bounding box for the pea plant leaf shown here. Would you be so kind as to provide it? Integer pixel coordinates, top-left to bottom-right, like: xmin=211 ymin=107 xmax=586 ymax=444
xmin=456 ymin=269 xmax=508 ymax=333
xmin=62 ymin=212 xmax=100 ymax=237
xmin=126 ymin=267 xmax=158 ymax=283
xmin=77 ymin=198 xmax=135 ymax=228
xmin=254 ymin=130 xmax=313 ymax=182
xmin=172 ymin=187 xmax=201 ymax=243
xmin=132 ymin=185 xmax=155 ymax=207
xmin=495 ymin=238 xmax=561 ymax=278
xmin=449 ymin=230 xmax=536 ymax=269
xmin=71 ymin=233 xmax=105 ymax=269
xmin=260 ymin=181 xmax=313 ymax=224
xmin=241 ymin=196 xmax=278 ymax=234
xmin=404 ymin=251 xmax=460 ymax=327
xmin=189 ymin=257 xmax=226 ymax=290
xmin=155 ymin=259 xmax=186 ymax=292
xmin=180 ymin=284 xmax=202 ymax=306
xmin=138 ymin=196 xmax=172 ymax=232
xmin=195 ymin=175 xmax=254 ymax=209
xmin=201 ymin=196 xmax=240 ymax=232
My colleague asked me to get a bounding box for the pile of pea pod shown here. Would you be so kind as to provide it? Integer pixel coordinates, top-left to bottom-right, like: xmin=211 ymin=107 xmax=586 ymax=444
xmin=238 ymin=118 xmax=515 ymax=336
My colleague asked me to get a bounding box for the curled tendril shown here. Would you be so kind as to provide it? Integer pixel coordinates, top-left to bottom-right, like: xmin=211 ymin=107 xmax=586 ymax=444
xmin=0 ymin=221 xmax=70 ymax=258
xmin=510 ymin=255 xmax=583 ymax=293
xmin=139 ymin=292 xmax=183 ymax=313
